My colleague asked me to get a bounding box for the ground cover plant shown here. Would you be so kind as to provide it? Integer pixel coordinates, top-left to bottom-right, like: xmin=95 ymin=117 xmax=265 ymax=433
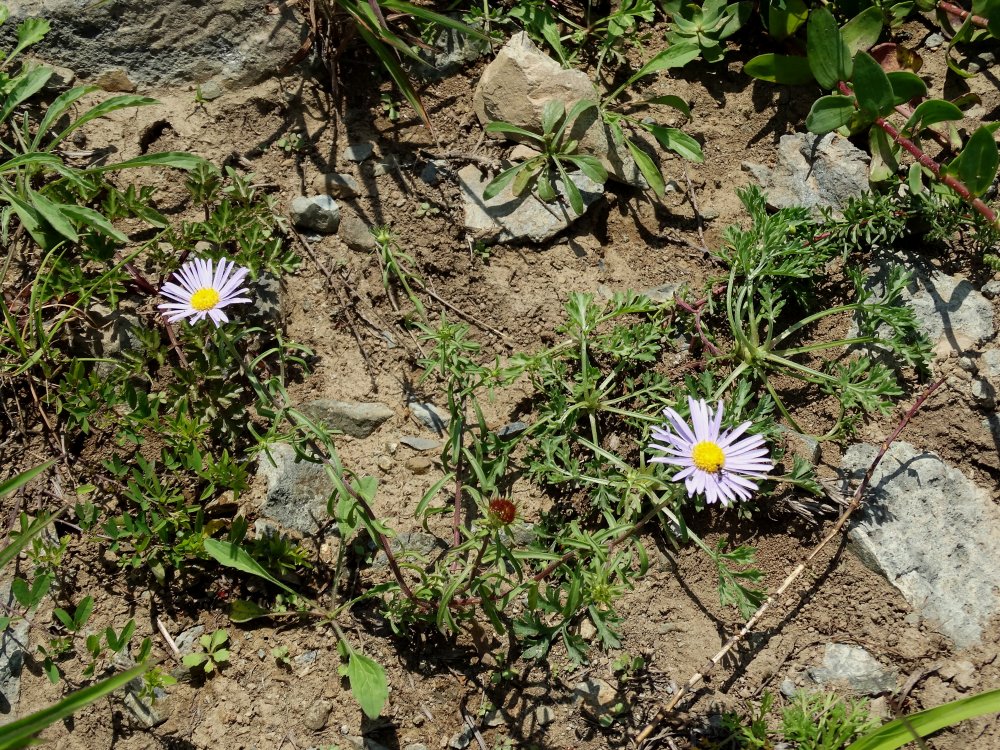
xmin=1 ymin=0 xmax=999 ymax=749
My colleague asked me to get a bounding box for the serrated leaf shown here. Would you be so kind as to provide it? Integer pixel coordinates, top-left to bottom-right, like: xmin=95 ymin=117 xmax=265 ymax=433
xmin=808 ymin=7 xmax=852 ymax=89
xmin=346 ymin=652 xmax=388 ymax=719
xmin=946 ymin=126 xmax=999 ymax=197
xmin=806 ymin=95 xmax=857 ymax=133
xmin=744 ymin=53 xmax=815 ymax=85
xmin=853 ymin=51 xmax=894 ymax=118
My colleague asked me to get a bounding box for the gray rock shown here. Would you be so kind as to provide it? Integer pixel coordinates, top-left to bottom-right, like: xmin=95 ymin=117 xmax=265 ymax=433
xmin=641 ymin=283 xmax=680 ymax=304
xmin=338 ymin=212 xmax=377 ymax=252
xmin=779 ymin=678 xmax=798 ymax=698
xmin=70 ymin=301 xmax=143 ymax=378
xmin=117 ymin=653 xmax=170 ymax=728
xmin=981 ymin=279 xmax=1000 ymax=299
xmin=399 ymin=436 xmax=441 ymax=451
xmin=971 ymin=378 xmax=996 ymax=409
xmin=482 ymin=709 xmax=506 ymax=727
xmin=495 ymin=421 xmax=529 ymax=439
xmin=742 ymin=133 xmax=870 ymax=217
xmin=246 ymin=273 xmax=283 ymax=328
xmin=303 ymin=698 xmax=332 ymax=731
xmin=982 ymin=349 xmax=1000 ymax=379
xmin=198 ymin=80 xmax=224 ymax=100
xmin=416 ymin=20 xmax=489 ymax=77
xmin=900 ymin=268 xmax=994 ymax=350
xmin=405 ymin=456 xmax=433 ymax=474
xmin=312 ymin=172 xmax=361 ymax=199
xmin=408 ymin=401 xmax=451 ymax=434
xmin=372 ymin=532 xmax=445 ymax=569
xmin=924 ymin=32 xmax=945 ymax=49
xmin=343 ymin=143 xmax=374 ymax=162
xmin=572 ymin=678 xmax=619 ymax=715
xmin=449 ymin=727 xmax=475 ymax=749
xmin=779 ymin=426 xmax=821 ymax=464
xmin=294 ymin=649 xmax=318 ymax=667
xmin=0 ymin=583 xmax=31 ymax=722
xmin=473 ymin=33 xmax=644 ymax=187
xmin=807 ymin=644 xmax=897 ymax=695
xmin=172 ymin=625 xmax=205 ymax=656
xmin=458 ymin=164 xmax=603 ymax=245
xmin=420 ymin=161 xmax=445 ymax=185
xmin=256 ymin=443 xmax=333 ymax=534
xmin=2 ymin=1 xmax=308 ymax=91
xmin=290 ymin=195 xmax=341 ymax=234
xmin=842 ymin=441 xmax=1000 ymax=646
xmin=535 ymin=705 xmax=557 ymax=725
xmin=299 ymin=399 xmax=394 ymax=438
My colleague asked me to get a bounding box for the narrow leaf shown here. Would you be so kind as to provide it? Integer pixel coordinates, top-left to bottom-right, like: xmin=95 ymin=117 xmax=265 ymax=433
xmin=808 ymin=7 xmax=852 ymax=89
xmin=50 ymin=94 xmax=157 ymax=149
xmin=88 ymin=152 xmax=208 ymax=173
xmin=203 ymin=539 xmax=300 ymax=597
xmin=624 ymin=138 xmax=664 ymax=197
xmin=28 ymin=190 xmax=78 ymax=242
xmin=0 ymin=67 xmax=54 ymax=125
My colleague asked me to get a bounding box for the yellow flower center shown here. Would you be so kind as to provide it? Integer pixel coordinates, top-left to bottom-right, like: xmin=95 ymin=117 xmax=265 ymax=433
xmin=691 ymin=441 xmax=725 ymax=473
xmin=190 ymin=287 xmax=221 ymax=311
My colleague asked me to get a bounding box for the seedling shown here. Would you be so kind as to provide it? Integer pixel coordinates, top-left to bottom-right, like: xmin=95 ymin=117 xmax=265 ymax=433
xmin=182 ymin=629 xmax=231 ymax=674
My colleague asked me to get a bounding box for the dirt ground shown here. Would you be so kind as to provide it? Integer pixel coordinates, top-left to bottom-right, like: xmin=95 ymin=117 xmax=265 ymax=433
xmin=8 ymin=13 xmax=1000 ymax=750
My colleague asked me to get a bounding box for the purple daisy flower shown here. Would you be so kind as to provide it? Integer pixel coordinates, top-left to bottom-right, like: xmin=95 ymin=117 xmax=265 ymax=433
xmin=649 ymin=397 xmax=774 ymax=506
xmin=158 ymin=257 xmax=251 ymax=327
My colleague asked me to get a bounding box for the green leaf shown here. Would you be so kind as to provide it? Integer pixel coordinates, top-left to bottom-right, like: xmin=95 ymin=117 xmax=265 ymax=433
xmin=847 ymin=688 xmax=1000 ymax=750
xmin=203 ymin=539 xmax=300 ymax=597
xmin=0 ymin=662 xmax=148 ymax=749
xmin=869 ymin=125 xmax=899 ymax=182
xmin=609 ymin=42 xmax=700 ymax=101
xmin=352 ymin=22 xmax=430 ymax=130
xmin=380 ymin=0 xmax=489 ymax=40
xmin=483 ymin=162 xmax=530 ymax=200
xmin=767 ymin=0 xmax=808 ymax=41
xmin=484 ymin=120 xmax=542 ymax=142
xmin=744 ymin=54 xmax=815 ymax=85
xmin=808 ymin=7 xmax=852 ymax=89
xmin=49 ymin=94 xmax=157 ymax=150
xmin=564 ymin=154 xmax=608 ymax=184
xmin=624 ymin=138 xmax=664 ymax=197
xmin=946 ymin=126 xmax=999 ymax=197
xmin=345 ymin=652 xmax=388 ymax=719
xmin=806 ymin=95 xmax=857 ymax=133
xmin=28 ymin=190 xmax=78 ymax=242
xmin=886 ymin=71 xmax=926 ymax=105
xmin=31 ymin=85 xmax=99 ymax=150
xmin=182 ymin=653 xmax=207 ymax=668
xmin=229 ymin=600 xmax=272 ymax=623
xmin=0 ymin=67 xmax=54 ymax=126
xmin=73 ymin=597 xmax=94 ymax=629
xmin=852 ymin=51 xmax=894 ymax=118
xmin=53 ymin=608 xmax=74 ymax=630
xmin=637 ymin=95 xmax=691 ymax=117
xmin=841 ymin=6 xmax=885 ymax=55
xmin=646 ymin=124 xmax=704 ymax=162
xmin=0 ymin=461 xmax=55 ymax=500
xmin=512 ymin=162 xmax=539 ymax=197
xmin=903 ymin=99 xmax=963 ymax=134
xmin=554 ymin=160 xmax=583 ymax=215
xmin=4 ymin=17 xmax=50 ymax=65
xmin=88 ymin=152 xmax=208 ymax=173
xmin=58 ymin=204 xmax=129 ymax=243
xmin=540 ymin=100 xmax=563 ymax=136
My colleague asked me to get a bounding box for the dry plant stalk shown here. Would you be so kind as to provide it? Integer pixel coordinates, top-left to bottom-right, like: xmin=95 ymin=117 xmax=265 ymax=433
xmin=635 ymin=376 xmax=946 ymax=746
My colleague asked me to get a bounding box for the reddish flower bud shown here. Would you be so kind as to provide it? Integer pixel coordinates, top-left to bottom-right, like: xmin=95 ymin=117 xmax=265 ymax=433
xmin=488 ymin=497 xmax=516 ymax=525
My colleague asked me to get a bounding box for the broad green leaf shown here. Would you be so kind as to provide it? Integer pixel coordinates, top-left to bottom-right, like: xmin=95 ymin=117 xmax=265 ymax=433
xmin=556 ymin=99 xmax=597 ymax=144
xmin=647 ymin=124 xmax=704 ymax=162
xmin=624 ymin=138 xmax=664 ymax=197
xmin=806 ymin=94 xmax=857 ymax=133
xmin=28 ymin=190 xmax=78 ymax=242
xmin=0 ymin=67 xmax=53 ymax=125
xmin=53 ymin=608 xmax=74 ymax=630
xmin=847 ymin=688 xmax=1000 ymax=750
xmin=886 ymin=71 xmax=926 ymax=104
xmin=853 ymin=52 xmax=894 ymax=118
xmin=73 ymin=596 xmax=94 ymax=629
xmin=554 ymin=160 xmax=584 ymax=215
xmin=904 ymin=99 xmax=963 ymax=134
xmin=203 ymin=539 xmax=300 ymax=597
xmin=50 ymin=94 xmax=157 ymax=149
xmin=744 ymin=54 xmax=815 ymax=85
xmin=88 ymin=152 xmax=208 ymax=173
xmin=483 ymin=162 xmax=530 ymax=200
xmin=229 ymin=600 xmax=272 ymax=623
xmin=512 ymin=161 xmax=539 ymax=196
xmin=841 ymin=6 xmax=885 ymax=55
xmin=564 ymin=154 xmax=608 ymax=184
xmin=4 ymin=17 xmax=50 ymax=65
xmin=541 ymin=100 xmax=563 ymax=136
xmin=0 ymin=662 xmax=148 ymax=749
xmin=946 ymin=126 xmax=999 ymax=197
xmin=536 ymin=170 xmax=557 ymax=202
xmin=345 ymin=652 xmax=388 ymax=719
xmin=808 ymin=7 xmax=852 ymax=89
xmin=767 ymin=0 xmax=808 ymax=41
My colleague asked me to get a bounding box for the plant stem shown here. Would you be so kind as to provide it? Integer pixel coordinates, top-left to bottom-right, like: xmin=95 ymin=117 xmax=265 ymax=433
xmin=937 ymin=0 xmax=991 ymax=28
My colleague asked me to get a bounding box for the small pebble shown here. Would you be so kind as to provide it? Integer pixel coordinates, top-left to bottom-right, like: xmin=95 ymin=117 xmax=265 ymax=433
xmin=399 ymin=436 xmax=440 ymax=451
xmin=535 ymin=705 xmax=556 ymax=725
xmin=377 ymin=455 xmax=394 ymax=472
xmin=406 ymin=456 xmax=433 ymax=474
xmin=924 ymin=32 xmax=945 ymax=49
xmin=343 ymin=143 xmax=374 ymax=162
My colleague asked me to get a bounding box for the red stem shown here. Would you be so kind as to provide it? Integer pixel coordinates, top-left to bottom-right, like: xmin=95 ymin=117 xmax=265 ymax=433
xmin=837 ymin=81 xmax=998 ymax=227
xmin=937 ymin=0 xmax=991 ymax=28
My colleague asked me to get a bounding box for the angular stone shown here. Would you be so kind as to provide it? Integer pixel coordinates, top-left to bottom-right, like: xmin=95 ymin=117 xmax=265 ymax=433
xmin=256 ymin=443 xmax=332 ymax=534
xmin=408 ymin=401 xmax=451 ymax=434
xmin=399 ymin=436 xmax=440 ymax=451
xmin=842 ymin=441 xmax=1000 ymax=646
xmin=343 ymin=143 xmax=374 ymax=162
xmin=303 ymin=698 xmax=332 ymax=731
xmin=807 ymin=644 xmax=897 ymax=695
xmin=473 ymin=33 xmax=643 ymax=187
xmin=299 ymin=399 xmax=394 ymax=439
xmin=290 ymin=195 xmax=341 ymax=234
xmin=312 ymin=172 xmax=361 ymax=199
xmin=742 ymin=133 xmax=870 ymax=217
xmin=458 ymin=164 xmax=603 ymax=245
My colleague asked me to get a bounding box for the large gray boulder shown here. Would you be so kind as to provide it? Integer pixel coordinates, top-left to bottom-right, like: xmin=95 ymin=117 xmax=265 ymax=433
xmin=473 ymin=33 xmax=644 ymax=187
xmin=841 ymin=441 xmax=1000 ymax=647
xmin=3 ymin=0 xmax=309 ymax=91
